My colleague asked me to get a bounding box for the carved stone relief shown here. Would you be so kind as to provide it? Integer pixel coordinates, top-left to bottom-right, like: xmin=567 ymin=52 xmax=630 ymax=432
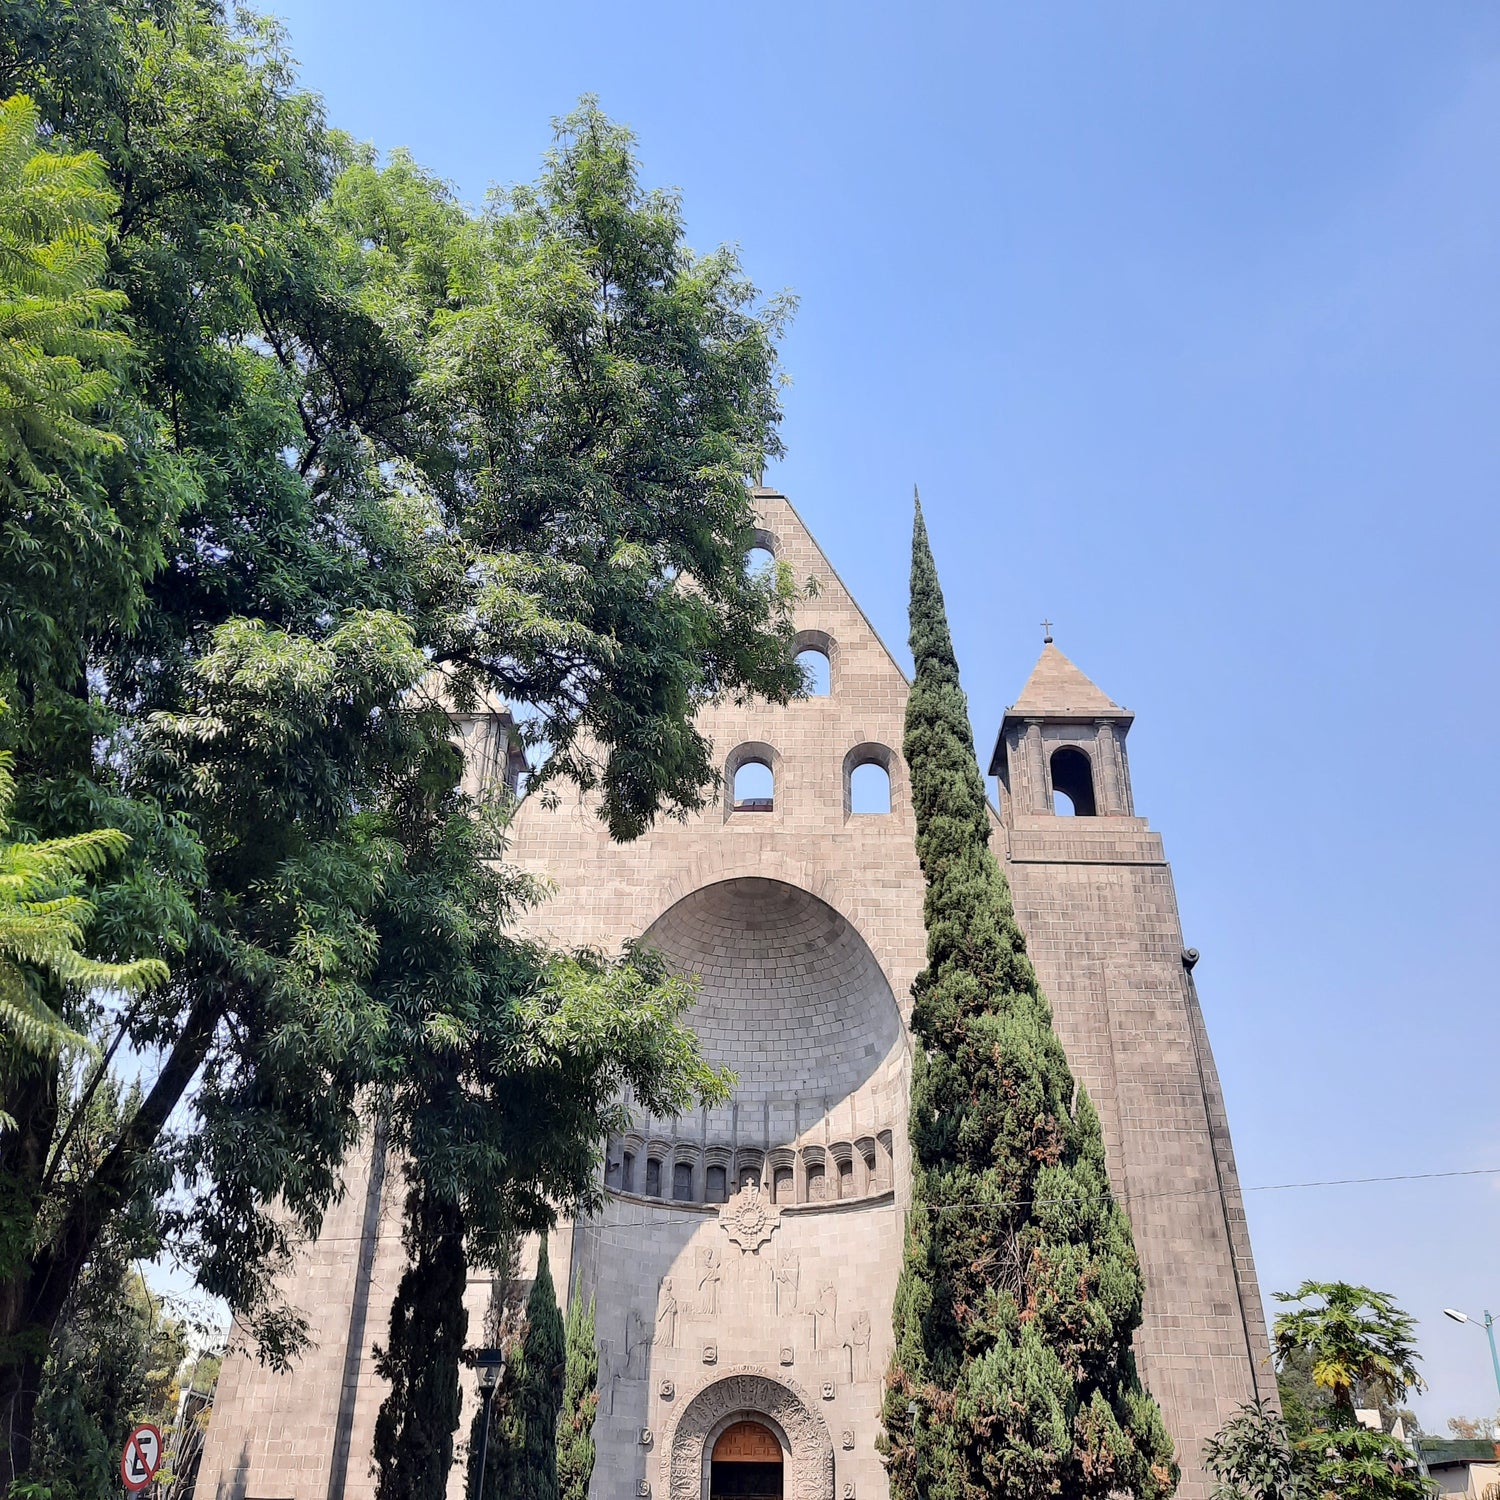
xmin=843 ymin=1309 xmax=871 ymax=1382
xmin=626 ymin=1309 xmax=654 ymax=1378
xmin=718 ymin=1180 xmax=782 ymax=1252
xmin=656 ymin=1277 xmax=679 ymax=1349
xmin=773 ymin=1246 xmax=800 ymax=1314
xmin=812 ymin=1283 xmax=837 ymax=1350
xmin=661 ymin=1369 xmax=835 ymax=1500
xmin=697 ymin=1247 xmax=723 ymax=1314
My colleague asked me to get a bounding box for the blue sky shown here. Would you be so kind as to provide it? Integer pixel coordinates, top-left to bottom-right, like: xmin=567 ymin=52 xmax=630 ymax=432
xmin=265 ymin=0 xmax=1500 ymax=1424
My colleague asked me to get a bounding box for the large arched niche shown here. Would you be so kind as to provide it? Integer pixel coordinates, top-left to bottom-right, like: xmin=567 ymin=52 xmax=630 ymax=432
xmin=641 ymin=877 xmax=903 ymax=1108
xmin=663 ymin=1370 xmax=834 ymax=1500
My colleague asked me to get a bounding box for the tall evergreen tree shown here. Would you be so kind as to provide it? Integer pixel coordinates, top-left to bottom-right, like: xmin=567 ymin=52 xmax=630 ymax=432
xmin=473 ymin=1242 xmax=566 ymax=1500
xmin=879 ymin=498 xmax=1177 ymax=1500
xmin=557 ymin=1291 xmax=599 ymax=1500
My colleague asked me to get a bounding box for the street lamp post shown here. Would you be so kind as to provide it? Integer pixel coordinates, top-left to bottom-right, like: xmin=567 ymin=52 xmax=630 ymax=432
xmin=1443 ymin=1309 xmax=1500 ymax=1404
xmin=468 ymin=1346 xmax=506 ymax=1499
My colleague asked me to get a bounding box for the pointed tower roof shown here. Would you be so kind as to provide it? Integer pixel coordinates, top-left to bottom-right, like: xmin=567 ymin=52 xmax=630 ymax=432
xmin=989 ymin=640 xmax=1132 ymax=774
xmin=1011 ymin=642 xmax=1124 ymax=716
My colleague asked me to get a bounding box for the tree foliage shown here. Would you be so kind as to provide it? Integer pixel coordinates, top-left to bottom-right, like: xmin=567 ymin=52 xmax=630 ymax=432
xmin=0 ymin=91 xmax=127 ymax=500
xmin=0 ymin=744 xmax=165 ymax=1085
xmin=879 ymin=498 xmax=1176 ymax=1500
xmin=1273 ymin=1283 xmax=1424 ymax=1423
xmin=1204 ymin=1401 xmax=1312 ymax=1500
xmin=557 ymin=1290 xmax=598 ymax=1500
xmin=510 ymin=1243 xmax=565 ymax=1500
xmin=1206 ymin=1281 xmax=1433 ymax=1500
xmin=0 ymin=2 xmax=794 ymax=1489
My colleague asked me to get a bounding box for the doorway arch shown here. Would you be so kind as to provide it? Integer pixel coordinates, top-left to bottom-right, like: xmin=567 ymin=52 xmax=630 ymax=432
xmin=663 ymin=1370 xmax=834 ymax=1500
xmin=711 ymin=1421 xmax=783 ymax=1498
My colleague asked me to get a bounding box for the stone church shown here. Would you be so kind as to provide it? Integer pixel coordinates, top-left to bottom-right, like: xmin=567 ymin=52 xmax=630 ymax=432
xmin=198 ymin=489 xmax=1275 ymax=1500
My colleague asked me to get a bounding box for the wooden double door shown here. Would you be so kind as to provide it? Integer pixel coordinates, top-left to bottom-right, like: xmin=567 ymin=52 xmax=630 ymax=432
xmin=709 ymin=1421 xmax=783 ymax=1500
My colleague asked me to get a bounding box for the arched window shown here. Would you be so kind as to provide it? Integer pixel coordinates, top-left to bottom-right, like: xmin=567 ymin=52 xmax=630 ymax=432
xmin=838 ymin=1158 xmax=855 ymax=1199
xmin=746 ymin=545 xmax=776 ymax=577
xmin=773 ymin=1166 xmax=793 ymax=1203
xmin=621 ymin=1152 xmax=635 ymax=1192
xmin=805 ymin=1163 xmax=827 ymax=1202
xmin=705 ymin=1165 xmax=728 ymax=1203
xmin=1050 ymin=746 xmax=1097 ymax=817
xmin=733 ymin=758 xmax=774 ymax=811
xmin=849 ymin=761 xmax=891 ymax=814
xmin=644 ymin=1158 xmax=662 ymax=1197
xmin=796 ymin=647 xmax=830 ymax=696
xmin=672 ymin=1161 xmax=694 ymax=1202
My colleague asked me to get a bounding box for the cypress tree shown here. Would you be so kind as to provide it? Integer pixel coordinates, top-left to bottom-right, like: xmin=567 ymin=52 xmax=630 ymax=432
xmin=557 ymin=1291 xmax=599 ymax=1500
xmin=373 ymin=1192 xmax=468 ymax=1500
xmin=879 ymin=498 xmax=1178 ymax=1500
xmin=513 ymin=1242 xmax=567 ymax=1500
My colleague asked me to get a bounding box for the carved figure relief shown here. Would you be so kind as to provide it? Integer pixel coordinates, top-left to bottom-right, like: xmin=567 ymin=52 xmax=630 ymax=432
xmin=774 ymin=1245 xmax=800 ymax=1314
xmin=845 ymin=1309 xmax=871 ymax=1381
xmin=661 ymin=1369 xmax=835 ymax=1500
xmin=697 ymin=1246 xmax=723 ymax=1314
xmin=656 ymin=1277 xmax=678 ymax=1349
xmin=626 ymin=1308 xmax=654 ymax=1377
xmin=718 ymin=1179 xmax=782 ymax=1252
xmin=600 ymin=1339 xmax=619 ymax=1414
xmin=812 ymin=1283 xmax=837 ymax=1350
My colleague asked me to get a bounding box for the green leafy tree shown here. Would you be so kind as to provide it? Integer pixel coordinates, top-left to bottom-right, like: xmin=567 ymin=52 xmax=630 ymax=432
xmin=1273 ymin=1283 xmax=1424 ymax=1425
xmin=0 ymin=91 xmax=128 ymax=498
xmin=557 ymin=1290 xmax=598 ymax=1500
xmin=879 ymin=498 xmax=1177 ymax=1500
xmin=24 ymin=1068 xmax=184 ymax=1500
xmin=0 ymin=746 xmax=166 ymax=1086
xmin=0 ymin=6 xmax=794 ymax=1488
xmin=0 ymin=11 xmax=409 ymax=1475
xmin=1218 ymin=1280 xmax=1435 ymax=1500
xmin=1204 ymin=1401 xmax=1311 ymax=1500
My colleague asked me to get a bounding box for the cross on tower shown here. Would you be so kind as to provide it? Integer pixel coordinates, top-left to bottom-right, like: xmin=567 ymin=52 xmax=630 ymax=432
xmin=1041 ymin=619 xmax=1054 ymax=644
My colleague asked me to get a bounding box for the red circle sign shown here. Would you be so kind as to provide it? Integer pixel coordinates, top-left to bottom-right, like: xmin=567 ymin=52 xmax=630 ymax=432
xmin=121 ymin=1424 xmax=163 ymax=1491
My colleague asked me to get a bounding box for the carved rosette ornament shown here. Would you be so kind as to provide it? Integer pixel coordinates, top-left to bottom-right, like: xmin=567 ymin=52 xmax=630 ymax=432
xmin=661 ymin=1369 xmax=835 ymax=1500
xmin=717 ymin=1182 xmax=781 ymax=1253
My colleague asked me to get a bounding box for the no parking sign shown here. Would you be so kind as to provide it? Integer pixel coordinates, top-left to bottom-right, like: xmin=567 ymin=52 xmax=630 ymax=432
xmin=121 ymin=1424 xmax=162 ymax=1491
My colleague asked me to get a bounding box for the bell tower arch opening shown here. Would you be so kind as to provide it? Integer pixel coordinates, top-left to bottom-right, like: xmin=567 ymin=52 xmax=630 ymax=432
xmin=710 ymin=1421 xmax=784 ymax=1499
xmin=1049 ymin=744 xmax=1097 ymax=816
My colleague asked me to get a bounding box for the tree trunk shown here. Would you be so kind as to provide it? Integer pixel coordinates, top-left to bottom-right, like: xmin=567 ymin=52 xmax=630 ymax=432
xmin=0 ymin=985 xmax=223 ymax=1488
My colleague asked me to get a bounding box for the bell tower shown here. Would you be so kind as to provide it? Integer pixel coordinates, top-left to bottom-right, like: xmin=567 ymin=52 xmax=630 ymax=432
xmin=989 ymin=637 xmax=1278 ymax=1498
xmin=990 ymin=633 xmax=1136 ymax=823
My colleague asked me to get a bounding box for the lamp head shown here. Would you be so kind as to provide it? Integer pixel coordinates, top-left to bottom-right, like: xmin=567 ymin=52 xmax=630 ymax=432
xmin=1443 ymin=1308 xmax=1470 ymax=1324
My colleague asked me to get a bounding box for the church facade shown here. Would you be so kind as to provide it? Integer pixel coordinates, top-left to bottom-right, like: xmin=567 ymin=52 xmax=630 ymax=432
xmin=198 ymin=490 xmax=1275 ymax=1500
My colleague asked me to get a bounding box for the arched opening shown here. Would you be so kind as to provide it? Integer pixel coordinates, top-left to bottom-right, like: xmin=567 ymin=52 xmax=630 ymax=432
xmin=705 ymin=1164 xmax=728 ymax=1203
xmin=1050 ymin=745 xmax=1097 ymax=817
xmin=710 ymin=1421 xmax=783 ymax=1500
xmin=644 ymin=1157 xmax=662 ymax=1197
xmin=848 ymin=760 xmax=891 ymax=814
xmin=746 ymin=546 xmax=776 ymax=578
xmin=672 ymin=1161 xmax=694 ymax=1202
xmin=795 ymin=647 xmax=830 ymax=696
xmin=732 ymin=759 xmax=774 ymax=812
xmin=843 ymin=742 xmax=897 ymax=818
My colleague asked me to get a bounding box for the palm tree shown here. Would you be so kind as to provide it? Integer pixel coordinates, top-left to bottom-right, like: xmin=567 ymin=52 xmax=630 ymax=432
xmin=1272 ymin=1281 xmax=1425 ymax=1421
